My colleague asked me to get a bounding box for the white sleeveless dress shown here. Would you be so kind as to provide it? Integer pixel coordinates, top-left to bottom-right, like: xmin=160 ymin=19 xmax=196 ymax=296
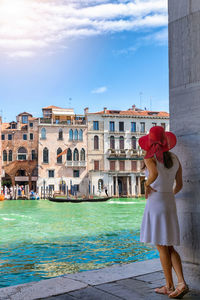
xmin=140 ymin=152 xmax=180 ymax=246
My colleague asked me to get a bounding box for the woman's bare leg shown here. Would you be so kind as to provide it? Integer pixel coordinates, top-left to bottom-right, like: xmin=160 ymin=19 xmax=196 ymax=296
xmin=168 ymin=246 xmax=186 ymax=284
xmin=156 ymin=245 xmax=174 ymax=289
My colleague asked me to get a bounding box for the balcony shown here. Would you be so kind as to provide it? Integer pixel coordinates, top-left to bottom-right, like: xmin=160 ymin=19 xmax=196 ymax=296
xmin=108 ymin=148 xmax=145 ymax=158
xmin=108 ymin=149 xmax=128 ymax=157
xmin=66 ymin=161 xmax=86 ymax=167
xmin=53 ymin=119 xmax=86 ymax=125
xmin=15 ymin=176 xmax=38 ymax=182
xmin=39 ymin=118 xmax=52 ymax=124
xmin=129 ymin=149 xmax=146 ymax=157
xmin=39 ymin=118 xmax=86 ymax=126
xmin=131 ymin=131 xmax=148 ymax=135
xmin=129 ymin=149 xmax=138 ymax=156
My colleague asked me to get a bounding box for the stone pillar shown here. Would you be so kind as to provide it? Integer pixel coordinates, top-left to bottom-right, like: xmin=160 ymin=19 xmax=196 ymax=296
xmin=116 ymin=176 xmax=119 ymax=197
xmin=126 ymin=177 xmax=129 ymax=197
xmin=168 ymin=0 xmax=200 ymax=289
xmin=138 ymin=176 xmax=141 ymax=196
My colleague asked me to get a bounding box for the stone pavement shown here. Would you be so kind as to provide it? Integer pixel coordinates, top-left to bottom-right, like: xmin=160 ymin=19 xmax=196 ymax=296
xmin=46 ymin=271 xmax=200 ymax=300
xmin=0 ymin=259 xmax=199 ymax=300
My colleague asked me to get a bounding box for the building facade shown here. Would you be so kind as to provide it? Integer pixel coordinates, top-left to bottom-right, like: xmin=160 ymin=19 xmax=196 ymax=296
xmin=37 ymin=106 xmax=88 ymax=197
xmin=1 ymin=112 xmax=38 ymax=191
xmin=87 ymin=105 xmax=169 ymax=197
xmin=1 ymin=105 xmax=169 ymax=198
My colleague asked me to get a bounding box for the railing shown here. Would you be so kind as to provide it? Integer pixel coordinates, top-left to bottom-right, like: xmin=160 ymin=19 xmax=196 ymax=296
xmin=39 ymin=118 xmax=86 ymax=125
xmin=108 ymin=149 xmax=129 ymax=157
xmin=131 ymin=131 xmax=147 ymax=135
xmin=108 ymin=148 xmax=145 ymax=157
xmin=39 ymin=118 xmax=52 ymax=124
xmin=15 ymin=176 xmax=38 ymax=181
xmin=66 ymin=161 xmax=86 ymax=167
xmin=108 ymin=130 xmax=148 ymax=135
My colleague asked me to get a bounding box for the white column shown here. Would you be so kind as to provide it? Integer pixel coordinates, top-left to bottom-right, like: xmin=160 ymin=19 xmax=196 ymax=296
xmin=126 ymin=176 xmax=129 ymax=196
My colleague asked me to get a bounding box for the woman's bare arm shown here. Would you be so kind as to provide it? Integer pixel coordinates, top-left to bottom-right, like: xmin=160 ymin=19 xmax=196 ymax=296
xmin=173 ymin=161 xmax=183 ymax=194
xmin=144 ymin=158 xmax=158 ymax=199
xmin=144 ymin=158 xmax=158 ymax=186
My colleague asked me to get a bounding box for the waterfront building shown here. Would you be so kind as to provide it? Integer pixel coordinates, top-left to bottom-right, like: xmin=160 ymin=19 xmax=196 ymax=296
xmin=1 ymin=112 xmax=39 ymax=191
xmin=1 ymin=105 xmax=169 ymax=198
xmin=87 ymin=105 xmax=169 ymax=197
xmin=37 ymin=106 xmax=88 ymax=196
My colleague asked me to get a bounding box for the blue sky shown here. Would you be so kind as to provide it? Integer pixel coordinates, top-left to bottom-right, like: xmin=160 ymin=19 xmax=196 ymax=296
xmin=0 ymin=0 xmax=168 ymax=122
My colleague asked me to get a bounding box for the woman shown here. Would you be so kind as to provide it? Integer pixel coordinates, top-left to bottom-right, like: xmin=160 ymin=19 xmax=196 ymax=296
xmin=138 ymin=126 xmax=189 ymax=299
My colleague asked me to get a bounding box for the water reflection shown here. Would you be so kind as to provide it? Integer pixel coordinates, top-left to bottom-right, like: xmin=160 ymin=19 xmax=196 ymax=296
xmin=0 ymin=199 xmax=158 ymax=287
xmin=0 ymin=229 xmax=158 ymax=287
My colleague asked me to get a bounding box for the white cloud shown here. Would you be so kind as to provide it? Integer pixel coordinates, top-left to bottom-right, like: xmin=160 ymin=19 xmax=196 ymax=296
xmin=0 ymin=0 xmax=168 ymax=58
xmin=91 ymin=86 xmax=108 ymax=94
xmin=149 ymin=27 xmax=168 ymax=45
xmin=8 ymin=51 xmax=35 ymax=58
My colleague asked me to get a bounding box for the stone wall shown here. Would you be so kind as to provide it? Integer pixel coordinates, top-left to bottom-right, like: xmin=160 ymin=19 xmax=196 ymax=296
xmin=168 ymin=0 xmax=200 ymax=289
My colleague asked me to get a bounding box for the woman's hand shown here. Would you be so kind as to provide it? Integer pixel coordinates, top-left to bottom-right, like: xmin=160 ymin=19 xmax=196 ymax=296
xmin=145 ymin=185 xmax=157 ymax=199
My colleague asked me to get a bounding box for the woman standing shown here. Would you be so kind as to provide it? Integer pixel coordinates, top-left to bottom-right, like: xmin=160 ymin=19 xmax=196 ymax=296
xmin=139 ymin=126 xmax=189 ymax=299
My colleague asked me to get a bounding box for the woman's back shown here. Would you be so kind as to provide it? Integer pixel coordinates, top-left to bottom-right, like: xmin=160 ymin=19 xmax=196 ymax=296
xmin=150 ymin=152 xmax=180 ymax=193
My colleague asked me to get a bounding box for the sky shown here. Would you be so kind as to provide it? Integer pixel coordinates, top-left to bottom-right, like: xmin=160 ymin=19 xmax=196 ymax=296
xmin=0 ymin=0 xmax=168 ymax=123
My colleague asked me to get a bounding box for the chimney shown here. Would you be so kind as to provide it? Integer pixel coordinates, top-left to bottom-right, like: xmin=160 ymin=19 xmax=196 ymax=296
xmin=132 ymin=105 xmax=136 ymax=111
xmin=103 ymin=107 xmax=107 ymax=113
xmin=84 ymin=107 xmax=89 ymax=114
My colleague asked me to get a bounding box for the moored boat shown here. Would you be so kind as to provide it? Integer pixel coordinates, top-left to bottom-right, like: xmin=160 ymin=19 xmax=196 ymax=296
xmin=48 ymin=197 xmax=112 ymax=203
xmin=0 ymin=195 xmax=5 ymax=201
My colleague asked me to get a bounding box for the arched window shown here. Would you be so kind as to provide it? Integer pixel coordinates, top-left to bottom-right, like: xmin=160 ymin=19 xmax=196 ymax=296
xmin=41 ymin=128 xmax=46 ymax=139
xmin=9 ymin=150 xmax=12 ymax=162
xmin=98 ymin=179 xmax=104 ymax=191
xmin=73 ymin=148 xmax=79 ymax=161
xmin=119 ymin=136 xmax=124 ymax=150
xmin=3 ymin=150 xmax=7 ymax=162
xmin=18 ymin=147 xmax=27 ymax=160
xmin=80 ymin=148 xmax=85 ymax=161
xmin=132 ymin=136 xmax=137 ymax=149
xmin=58 ymin=129 xmax=63 ymax=140
xmin=110 ymin=136 xmax=115 ymax=149
xmin=79 ymin=129 xmax=83 ymax=141
xmin=67 ymin=148 xmax=72 ymax=161
xmin=94 ymin=135 xmax=99 ymax=150
xmin=69 ymin=129 xmax=73 ymax=141
xmin=57 ymin=148 xmax=62 ymax=164
xmin=74 ymin=129 xmax=78 ymax=140
xmin=43 ymin=147 xmax=49 ymax=163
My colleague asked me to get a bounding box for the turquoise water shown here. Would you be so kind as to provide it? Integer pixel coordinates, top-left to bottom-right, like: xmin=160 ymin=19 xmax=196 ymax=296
xmin=0 ymin=198 xmax=158 ymax=288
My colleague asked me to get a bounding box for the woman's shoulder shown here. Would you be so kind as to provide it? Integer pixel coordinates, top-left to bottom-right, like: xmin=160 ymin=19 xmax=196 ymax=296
xmin=169 ymin=151 xmax=180 ymax=165
xmin=169 ymin=151 xmax=178 ymax=159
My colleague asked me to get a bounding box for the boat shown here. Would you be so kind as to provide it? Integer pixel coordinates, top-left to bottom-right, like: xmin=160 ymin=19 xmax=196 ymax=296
xmin=0 ymin=195 xmax=5 ymax=201
xmin=48 ymin=196 xmax=112 ymax=203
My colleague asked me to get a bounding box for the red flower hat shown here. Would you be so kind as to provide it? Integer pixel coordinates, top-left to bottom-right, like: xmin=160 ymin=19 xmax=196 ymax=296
xmin=138 ymin=126 xmax=177 ymax=163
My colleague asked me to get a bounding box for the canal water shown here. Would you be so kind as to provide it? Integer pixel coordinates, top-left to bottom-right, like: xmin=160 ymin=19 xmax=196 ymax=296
xmin=0 ymin=198 xmax=158 ymax=288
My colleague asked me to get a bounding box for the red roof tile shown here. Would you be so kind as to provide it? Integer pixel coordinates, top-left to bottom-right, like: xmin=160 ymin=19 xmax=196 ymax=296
xmin=17 ymin=112 xmax=33 ymax=117
xmin=88 ymin=109 xmax=169 ymax=117
xmin=42 ymin=105 xmax=61 ymax=109
xmin=2 ymin=123 xmax=10 ymax=130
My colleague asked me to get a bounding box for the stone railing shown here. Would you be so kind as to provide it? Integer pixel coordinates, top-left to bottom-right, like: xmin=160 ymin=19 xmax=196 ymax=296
xmin=39 ymin=118 xmax=86 ymax=125
xmin=108 ymin=149 xmax=129 ymax=157
xmin=108 ymin=148 xmax=145 ymax=157
xmin=66 ymin=161 xmax=86 ymax=167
